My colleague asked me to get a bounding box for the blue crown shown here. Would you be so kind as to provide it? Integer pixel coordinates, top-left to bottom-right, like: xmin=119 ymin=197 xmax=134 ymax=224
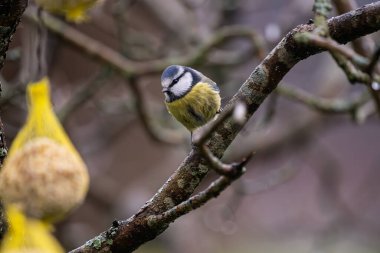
xmin=161 ymin=65 xmax=180 ymax=81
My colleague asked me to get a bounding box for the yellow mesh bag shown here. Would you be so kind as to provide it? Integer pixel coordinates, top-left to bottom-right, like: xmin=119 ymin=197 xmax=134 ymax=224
xmin=0 ymin=77 xmax=89 ymax=221
xmin=35 ymin=0 xmax=100 ymax=22
xmin=0 ymin=205 xmax=64 ymax=253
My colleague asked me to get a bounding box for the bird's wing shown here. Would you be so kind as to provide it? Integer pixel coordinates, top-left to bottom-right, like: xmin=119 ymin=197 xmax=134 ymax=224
xmin=201 ymin=76 xmax=220 ymax=92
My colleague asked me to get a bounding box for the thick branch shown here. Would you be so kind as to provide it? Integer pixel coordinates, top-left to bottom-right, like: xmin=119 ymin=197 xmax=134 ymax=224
xmin=70 ymin=3 xmax=380 ymax=253
xmin=0 ymin=0 xmax=28 ymax=241
xmin=0 ymin=0 xmax=27 ymax=160
xmin=332 ymin=0 xmax=374 ymax=56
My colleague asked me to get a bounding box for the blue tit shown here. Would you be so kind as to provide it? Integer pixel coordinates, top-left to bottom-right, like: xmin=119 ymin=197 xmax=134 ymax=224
xmin=161 ymin=65 xmax=221 ymax=132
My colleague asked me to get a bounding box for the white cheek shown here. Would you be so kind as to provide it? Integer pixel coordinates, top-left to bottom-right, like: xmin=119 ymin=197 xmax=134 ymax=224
xmin=171 ymin=72 xmax=192 ymax=97
xmin=162 ymin=78 xmax=171 ymax=88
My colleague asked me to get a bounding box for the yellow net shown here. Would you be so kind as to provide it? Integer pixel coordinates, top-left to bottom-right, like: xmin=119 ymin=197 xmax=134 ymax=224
xmin=35 ymin=0 xmax=100 ymax=22
xmin=0 ymin=77 xmax=89 ymax=221
xmin=0 ymin=205 xmax=64 ymax=253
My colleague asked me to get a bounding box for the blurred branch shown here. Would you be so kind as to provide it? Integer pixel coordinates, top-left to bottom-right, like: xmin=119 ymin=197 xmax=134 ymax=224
xmin=355 ymin=100 xmax=377 ymax=124
xmin=24 ymin=6 xmax=138 ymax=78
xmin=193 ymin=101 xmax=250 ymax=176
xmin=225 ymin=112 xmax=323 ymax=162
xmin=276 ymin=84 xmax=371 ymax=116
xmin=4 ymin=47 xmax=21 ymax=61
xmin=238 ymin=163 xmax=299 ymax=195
xmin=0 ymin=76 xmax=24 ymax=108
xmin=58 ymin=68 xmax=113 ymax=123
xmin=331 ymin=0 xmax=374 ymax=55
xmin=331 ymin=52 xmax=378 ymax=83
xmin=127 ymin=77 xmax=186 ymax=145
xmin=140 ymin=0 xmax=200 ymax=46
xmin=366 ymin=46 xmax=380 ymax=75
xmin=220 ymin=162 xmax=299 ymax=223
xmin=256 ymin=92 xmax=278 ymax=128
xmin=312 ymin=0 xmax=332 ymax=35
xmin=70 ymin=3 xmax=380 ymax=252
xmin=24 ymin=6 xmax=265 ymax=77
xmin=297 ymin=0 xmax=380 ymax=115
xmin=331 ymin=0 xmax=380 ymax=116
xmin=25 ymin=5 xmax=265 ymax=144
xmin=112 ymin=0 xmax=165 ymax=61
xmin=296 ymin=32 xmax=369 ymax=68
xmin=295 ymin=30 xmax=379 ymax=85
xmin=147 ymin=156 xmax=249 ymax=227
xmin=148 ymin=102 xmax=253 ymax=226
xmin=0 ymin=0 xmax=29 ymax=241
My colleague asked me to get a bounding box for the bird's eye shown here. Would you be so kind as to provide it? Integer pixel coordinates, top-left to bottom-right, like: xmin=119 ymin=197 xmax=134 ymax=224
xmin=172 ymin=78 xmax=179 ymax=85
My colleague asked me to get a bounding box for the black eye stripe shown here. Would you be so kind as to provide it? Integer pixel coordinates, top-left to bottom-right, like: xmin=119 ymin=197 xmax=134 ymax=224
xmin=169 ymin=70 xmax=187 ymax=88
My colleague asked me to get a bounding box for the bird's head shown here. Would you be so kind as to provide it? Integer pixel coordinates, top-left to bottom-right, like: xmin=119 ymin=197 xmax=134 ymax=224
xmin=161 ymin=65 xmax=201 ymax=102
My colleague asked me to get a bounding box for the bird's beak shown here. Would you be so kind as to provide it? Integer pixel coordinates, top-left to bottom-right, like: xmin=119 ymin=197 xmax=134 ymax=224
xmin=162 ymin=88 xmax=168 ymax=93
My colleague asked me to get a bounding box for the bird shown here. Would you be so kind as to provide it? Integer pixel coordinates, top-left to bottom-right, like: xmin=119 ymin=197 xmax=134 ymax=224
xmin=161 ymin=65 xmax=221 ymax=133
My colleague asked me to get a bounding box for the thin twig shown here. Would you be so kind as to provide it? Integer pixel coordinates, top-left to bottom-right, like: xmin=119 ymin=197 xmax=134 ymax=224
xmin=303 ymin=0 xmax=380 ymax=116
xmin=237 ymin=162 xmax=299 ymax=195
xmin=58 ymin=68 xmax=113 ymax=122
xmin=331 ymin=51 xmax=380 ymax=114
xmin=145 ymin=99 xmax=253 ymax=232
xmin=255 ymin=92 xmax=278 ymax=128
xmin=192 ymin=105 xmax=235 ymax=147
xmin=24 ymin=6 xmax=265 ymax=78
xmin=313 ymin=0 xmax=332 ymax=35
xmin=127 ymin=77 xmax=185 ymax=145
xmin=366 ymin=46 xmax=380 ymax=76
xmin=295 ymin=32 xmax=369 ymax=68
xmin=331 ymin=0 xmax=380 ymax=116
xmin=193 ymin=101 xmax=249 ymax=176
xmin=276 ymin=84 xmax=371 ymax=114
xmin=294 ymin=33 xmax=380 ymax=84
xmin=330 ymin=52 xmax=374 ymax=83
xmin=147 ymin=154 xmax=252 ymax=227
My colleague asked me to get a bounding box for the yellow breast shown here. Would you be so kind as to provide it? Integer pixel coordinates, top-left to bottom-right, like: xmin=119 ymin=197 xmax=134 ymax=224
xmin=165 ymin=82 xmax=221 ymax=131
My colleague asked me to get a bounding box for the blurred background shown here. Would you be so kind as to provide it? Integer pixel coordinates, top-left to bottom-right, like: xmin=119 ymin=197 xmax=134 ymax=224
xmin=1 ymin=0 xmax=380 ymax=252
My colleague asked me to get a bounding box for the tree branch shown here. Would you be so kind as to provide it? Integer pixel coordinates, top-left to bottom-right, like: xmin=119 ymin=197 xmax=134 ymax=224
xmin=70 ymin=3 xmax=380 ymax=252
xmin=276 ymin=84 xmax=370 ymax=115
xmin=0 ymin=0 xmax=28 ymax=241
xmin=295 ymin=32 xmax=369 ymax=68
xmin=331 ymin=0 xmax=374 ymax=56
xmin=147 ymin=103 xmax=253 ymax=226
xmin=58 ymin=68 xmax=113 ymax=122
xmin=146 ymin=156 xmax=250 ymax=227
xmin=366 ymin=46 xmax=380 ymax=75
xmin=193 ymin=101 xmax=249 ymax=176
xmin=330 ymin=0 xmax=380 ymax=114
xmin=126 ymin=76 xmax=186 ymax=145
xmin=24 ymin=6 xmax=265 ymax=78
